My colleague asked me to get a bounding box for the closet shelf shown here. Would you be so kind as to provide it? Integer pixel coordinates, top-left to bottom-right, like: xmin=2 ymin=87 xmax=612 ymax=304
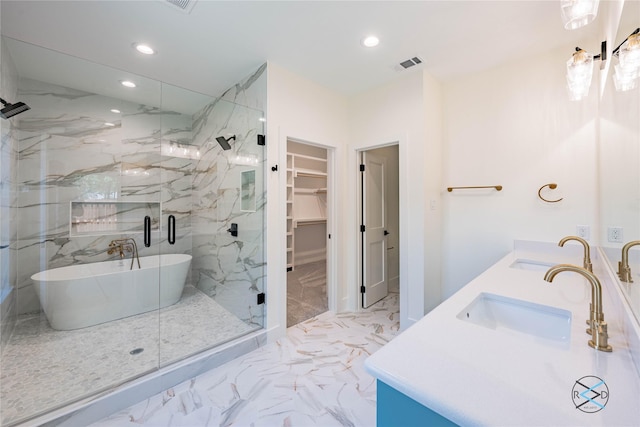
xmin=294 ymin=188 xmax=328 ymax=194
xmin=293 ymin=153 xmax=327 ymax=162
xmin=287 ymin=146 xmax=328 ymax=270
xmin=295 ymin=168 xmax=327 ymax=178
xmin=294 ymin=217 xmax=327 ymax=227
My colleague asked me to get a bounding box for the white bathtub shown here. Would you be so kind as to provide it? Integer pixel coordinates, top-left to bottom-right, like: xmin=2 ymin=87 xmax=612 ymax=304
xmin=31 ymin=254 xmax=191 ymax=330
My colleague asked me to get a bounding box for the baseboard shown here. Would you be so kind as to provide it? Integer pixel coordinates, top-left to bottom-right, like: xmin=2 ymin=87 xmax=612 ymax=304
xmin=294 ymin=249 xmax=326 ymax=266
xmin=389 ymin=275 xmax=399 ymax=292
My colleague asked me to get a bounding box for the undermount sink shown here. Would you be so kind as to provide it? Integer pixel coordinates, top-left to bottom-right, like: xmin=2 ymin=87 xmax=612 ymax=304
xmin=509 ymin=258 xmax=555 ymax=272
xmin=457 ymin=293 xmax=571 ymax=341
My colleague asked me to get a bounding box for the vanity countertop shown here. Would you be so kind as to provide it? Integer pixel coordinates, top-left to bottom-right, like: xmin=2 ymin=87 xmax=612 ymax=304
xmin=365 ymin=241 xmax=640 ymax=426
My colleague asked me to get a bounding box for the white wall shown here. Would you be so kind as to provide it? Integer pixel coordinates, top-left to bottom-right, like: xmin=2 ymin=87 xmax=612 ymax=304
xmin=349 ymin=70 xmax=444 ymax=328
xmin=265 ymin=62 xmax=349 ymax=339
xmin=422 ymin=72 xmax=444 ymax=314
xmin=267 ymin=63 xmax=444 ymax=335
xmin=441 ymin=44 xmax=599 ymax=298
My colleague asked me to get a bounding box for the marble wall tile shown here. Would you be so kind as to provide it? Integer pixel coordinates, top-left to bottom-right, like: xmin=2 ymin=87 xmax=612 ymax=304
xmin=12 ymin=65 xmax=267 ymax=322
xmin=190 ymin=64 xmax=266 ymax=325
xmin=14 ymin=78 xmax=196 ymax=314
xmin=219 ymin=63 xmax=268 ymax=113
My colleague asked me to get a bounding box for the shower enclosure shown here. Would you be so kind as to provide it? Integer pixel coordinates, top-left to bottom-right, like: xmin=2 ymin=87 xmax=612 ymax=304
xmin=0 ymin=37 xmax=266 ymax=426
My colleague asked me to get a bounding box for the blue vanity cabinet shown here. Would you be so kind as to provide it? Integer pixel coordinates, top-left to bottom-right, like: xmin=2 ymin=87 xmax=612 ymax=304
xmin=377 ymin=380 xmax=458 ymax=427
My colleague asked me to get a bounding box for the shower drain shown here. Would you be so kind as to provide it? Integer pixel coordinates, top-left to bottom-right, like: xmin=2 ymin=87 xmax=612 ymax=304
xmin=129 ymin=348 xmax=144 ymax=355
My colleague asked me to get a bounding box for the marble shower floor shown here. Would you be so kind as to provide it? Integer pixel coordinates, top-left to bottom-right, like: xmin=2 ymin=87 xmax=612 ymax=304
xmin=0 ymin=285 xmax=254 ymax=426
xmin=287 ymin=260 xmax=328 ymax=327
xmin=92 ymin=291 xmax=400 ymax=427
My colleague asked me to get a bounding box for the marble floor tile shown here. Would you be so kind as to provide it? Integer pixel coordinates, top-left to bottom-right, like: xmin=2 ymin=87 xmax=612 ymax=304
xmin=91 ymin=292 xmax=400 ymax=427
xmin=0 ymin=286 xmax=254 ymax=426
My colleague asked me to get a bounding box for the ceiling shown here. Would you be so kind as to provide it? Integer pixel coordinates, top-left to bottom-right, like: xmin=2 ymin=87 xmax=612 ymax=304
xmin=0 ymin=1 xmax=608 ymax=99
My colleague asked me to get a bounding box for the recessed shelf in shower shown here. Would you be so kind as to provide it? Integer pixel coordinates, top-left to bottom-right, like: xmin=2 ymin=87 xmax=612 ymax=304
xmin=69 ymin=201 xmax=160 ymax=237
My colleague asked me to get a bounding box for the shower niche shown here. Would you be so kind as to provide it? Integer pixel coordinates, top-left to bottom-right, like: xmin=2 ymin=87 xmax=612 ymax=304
xmin=69 ymin=201 xmax=160 ymax=236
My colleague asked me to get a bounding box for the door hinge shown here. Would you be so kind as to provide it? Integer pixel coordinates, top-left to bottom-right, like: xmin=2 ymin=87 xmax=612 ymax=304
xmin=286 ymin=266 xmax=293 ymax=272
xmin=360 ymin=285 xmax=366 ymax=293
xmin=360 ymin=164 xmax=365 ymax=172
xmin=328 ymin=234 xmax=331 ymax=239
xmin=257 ymin=134 xmax=265 ymax=146
xmin=360 ymin=225 xmax=365 ymax=232
xmin=257 ymin=292 xmax=266 ymax=305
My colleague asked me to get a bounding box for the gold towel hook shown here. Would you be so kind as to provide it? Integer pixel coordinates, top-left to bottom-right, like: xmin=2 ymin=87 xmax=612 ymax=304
xmin=538 ymin=183 xmax=563 ymax=203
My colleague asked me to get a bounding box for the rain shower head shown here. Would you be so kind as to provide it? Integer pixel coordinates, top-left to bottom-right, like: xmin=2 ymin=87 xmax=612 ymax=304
xmin=215 ymin=135 xmax=235 ymax=150
xmin=0 ymin=97 xmax=30 ymax=119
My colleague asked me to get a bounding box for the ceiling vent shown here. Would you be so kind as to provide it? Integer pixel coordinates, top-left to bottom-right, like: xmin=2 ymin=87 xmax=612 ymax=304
xmin=394 ymin=56 xmax=422 ymax=71
xmin=399 ymin=56 xmax=423 ymax=69
xmin=161 ymin=0 xmax=197 ymax=14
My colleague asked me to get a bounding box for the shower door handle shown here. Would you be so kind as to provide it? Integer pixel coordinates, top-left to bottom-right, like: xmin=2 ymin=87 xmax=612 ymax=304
xmin=168 ymin=215 xmax=176 ymax=245
xmin=144 ymin=216 xmax=151 ymax=247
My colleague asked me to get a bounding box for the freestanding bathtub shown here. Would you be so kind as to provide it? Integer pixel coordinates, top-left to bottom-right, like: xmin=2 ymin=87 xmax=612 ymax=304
xmin=31 ymin=254 xmax=191 ymax=330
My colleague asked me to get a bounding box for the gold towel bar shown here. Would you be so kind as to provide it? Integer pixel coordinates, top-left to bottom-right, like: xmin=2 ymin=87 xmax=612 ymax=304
xmin=447 ymin=185 xmax=502 ymax=192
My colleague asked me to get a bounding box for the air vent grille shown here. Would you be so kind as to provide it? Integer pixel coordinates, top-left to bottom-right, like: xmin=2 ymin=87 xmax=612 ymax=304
xmin=399 ymin=56 xmax=423 ymax=69
xmin=162 ymin=0 xmax=197 ymax=13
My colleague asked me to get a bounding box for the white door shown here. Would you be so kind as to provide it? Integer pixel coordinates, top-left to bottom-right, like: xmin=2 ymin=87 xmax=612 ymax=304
xmin=361 ymin=151 xmax=388 ymax=308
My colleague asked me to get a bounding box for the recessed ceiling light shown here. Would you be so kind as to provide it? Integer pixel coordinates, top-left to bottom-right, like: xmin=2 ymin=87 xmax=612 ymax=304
xmin=133 ymin=43 xmax=156 ymax=55
xmin=120 ymin=80 xmax=136 ymax=88
xmin=110 ymin=109 xmax=121 ymax=114
xmin=362 ymin=36 xmax=380 ymax=48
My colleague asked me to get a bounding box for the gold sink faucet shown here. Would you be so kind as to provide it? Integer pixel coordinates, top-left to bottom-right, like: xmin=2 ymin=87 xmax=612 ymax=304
xmin=618 ymin=240 xmax=640 ymax=283
xmin=108 ymin=238 xmax=141 ymax=270
xmin=558 ymin=235 xmax=592 ymax=272
xmin=544 ymin=264 xmax=612 ymax=352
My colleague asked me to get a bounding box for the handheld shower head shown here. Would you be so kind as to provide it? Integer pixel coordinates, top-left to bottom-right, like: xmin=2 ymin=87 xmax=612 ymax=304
xmin=0 ymin=97 xmax=30 ymax=119
xmin=215 ymin=135 xmax=235 ymax=150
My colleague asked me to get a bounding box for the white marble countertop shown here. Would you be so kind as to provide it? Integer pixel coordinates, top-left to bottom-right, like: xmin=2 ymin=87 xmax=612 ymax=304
xmin=365 ymin=241 xmax=640 ymax=426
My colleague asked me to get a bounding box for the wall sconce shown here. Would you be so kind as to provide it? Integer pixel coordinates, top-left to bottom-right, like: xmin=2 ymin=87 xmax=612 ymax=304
xmin=566 ymin=28 xmax=640 ymax=100
xmin=566 ymin=48 xmax=595 ymax=100
xmin=560 ymin=0 xmax=599 ymax=30
xmin=613 ymin=30 xmax=640 ymax=92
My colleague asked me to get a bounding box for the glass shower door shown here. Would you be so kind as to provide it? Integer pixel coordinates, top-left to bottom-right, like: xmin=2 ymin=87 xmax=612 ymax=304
xmin=159 ymin=93 xmax=266 ymax=366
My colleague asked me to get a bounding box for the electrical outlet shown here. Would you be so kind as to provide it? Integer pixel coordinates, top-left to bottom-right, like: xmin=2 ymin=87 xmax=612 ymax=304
xmin=576 ymin=225 xmax=590 ymax=240
xmin=608 ymin=227 xmax=623 ymax=243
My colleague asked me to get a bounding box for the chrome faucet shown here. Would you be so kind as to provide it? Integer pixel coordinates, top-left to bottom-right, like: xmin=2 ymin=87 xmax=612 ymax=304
xmin=544 ymin=264 xmax=612 ymax=352
xmin=108 ymin=238 xmax=141 ymax=270
xmin=558 ymin=235 xmax=592 ymax=272
xmin=618 ymin=240 xmax=640 ymax=283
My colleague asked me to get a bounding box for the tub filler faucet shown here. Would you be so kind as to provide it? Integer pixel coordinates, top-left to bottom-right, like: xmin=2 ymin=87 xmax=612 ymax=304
xmin=544 ymin=264 xmax=612 ymax=352
xmin=108 ymin=238 xmax=141 ymax=270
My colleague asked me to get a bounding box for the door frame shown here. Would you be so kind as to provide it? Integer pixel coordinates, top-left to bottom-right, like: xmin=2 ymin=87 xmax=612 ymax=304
xmin=285 ymin=137 xmax=337 ymax=314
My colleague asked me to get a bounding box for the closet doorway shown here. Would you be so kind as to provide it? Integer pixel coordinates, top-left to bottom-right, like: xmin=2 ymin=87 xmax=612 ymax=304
xmin=359 ymin=144 xmax=400 ymax=308
xmin=286 ymin=140 xmax=331 ymax=327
